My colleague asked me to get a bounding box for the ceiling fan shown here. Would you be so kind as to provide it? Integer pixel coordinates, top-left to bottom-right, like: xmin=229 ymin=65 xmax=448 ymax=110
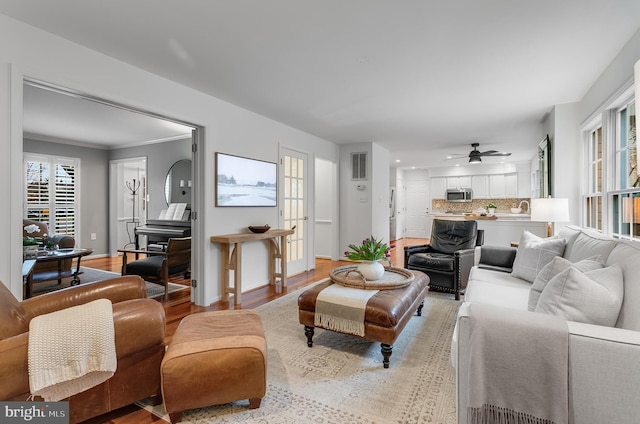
xmin=447 ymin=143 xmax=512 ymax=163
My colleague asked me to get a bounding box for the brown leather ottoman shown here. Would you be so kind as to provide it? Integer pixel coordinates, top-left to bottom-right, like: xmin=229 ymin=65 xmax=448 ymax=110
xmin=160 ymin=310 xmax=267 ymax=423
xmin=297 ymin=270 xmax=429 ymax=368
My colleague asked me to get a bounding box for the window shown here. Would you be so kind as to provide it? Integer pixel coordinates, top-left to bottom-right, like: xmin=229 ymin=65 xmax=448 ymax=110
xmin=585 ymin=126 xmax=603 ymax=231
xmin=24 ymin=154 xmax=79 ymax=237
xmin=611 ymin=100 xmax=639 ymax=239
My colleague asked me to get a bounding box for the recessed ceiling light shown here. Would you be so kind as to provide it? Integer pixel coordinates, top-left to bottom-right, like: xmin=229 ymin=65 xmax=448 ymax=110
xmin=395 ymin=159 xmax=400 ymax=163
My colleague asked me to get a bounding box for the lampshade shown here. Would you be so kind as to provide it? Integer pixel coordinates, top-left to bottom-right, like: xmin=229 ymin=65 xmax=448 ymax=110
xmin=531 ymin=198 xmax=570 ymax=223
xmin=469 ymin=156 xmax=481 ymax=164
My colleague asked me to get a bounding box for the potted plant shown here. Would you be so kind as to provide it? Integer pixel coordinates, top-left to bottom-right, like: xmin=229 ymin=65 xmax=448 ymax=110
xmin=345 ymin=236 xmax=391 ymax=280
xmin=23 ymin=224 xmax=42 ymax=259
xmin=486 ymin=202 xmax=497 ymax=214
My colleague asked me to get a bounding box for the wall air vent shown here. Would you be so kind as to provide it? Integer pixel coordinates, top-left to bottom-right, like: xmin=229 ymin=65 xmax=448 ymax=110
xmin=351 ymin=152 xmax=367 ymax=180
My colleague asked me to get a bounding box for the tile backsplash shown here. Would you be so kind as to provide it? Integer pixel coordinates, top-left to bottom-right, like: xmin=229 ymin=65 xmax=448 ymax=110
xmin=432 ymin=198 xmax=531 ymax=214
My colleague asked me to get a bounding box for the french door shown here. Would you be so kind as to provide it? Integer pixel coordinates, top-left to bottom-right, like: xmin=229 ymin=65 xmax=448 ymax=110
xmin=280 ymin=148 xmax=310 ymax=275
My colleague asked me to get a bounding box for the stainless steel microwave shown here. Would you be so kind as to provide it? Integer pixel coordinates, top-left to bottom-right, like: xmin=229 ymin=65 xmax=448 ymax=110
xmin=446 ymin=188 xmax=473 ymax=202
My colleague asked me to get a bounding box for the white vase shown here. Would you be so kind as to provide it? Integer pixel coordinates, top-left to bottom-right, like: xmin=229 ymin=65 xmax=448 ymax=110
xmin=357 ymin=260 xmax=385 ymax=281
xmin=488 ymin=208 xmax=496 ymax=214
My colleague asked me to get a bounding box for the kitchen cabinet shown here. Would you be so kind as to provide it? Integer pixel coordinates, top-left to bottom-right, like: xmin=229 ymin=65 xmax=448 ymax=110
xmin=446 ymin=176 xmax=471 ymax=189
xmin=471 ymin=175 xmax=489 ymax=198
xmin=489 ymin=174 xmax=506 ymax=197
xmin=505 ymin=173 xmax=518 ymax=197
xmin=430 ymin=177 xmax=446 ymax=199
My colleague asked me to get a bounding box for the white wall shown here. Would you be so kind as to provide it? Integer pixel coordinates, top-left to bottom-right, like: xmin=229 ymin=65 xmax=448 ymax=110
xmin=314 ymin=157 xmax=336 ymax=259
xmin=338 ymin=142 xmax=390 ymax=256
xmin=0 ymin=14 xmax=339 ymax=303
xmin=548 ymin=27 xmax=640 ymax=233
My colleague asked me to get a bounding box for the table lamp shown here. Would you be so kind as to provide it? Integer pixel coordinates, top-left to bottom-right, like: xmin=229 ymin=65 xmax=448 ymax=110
xmin=531 ymin=197 xmax=570 ymax=237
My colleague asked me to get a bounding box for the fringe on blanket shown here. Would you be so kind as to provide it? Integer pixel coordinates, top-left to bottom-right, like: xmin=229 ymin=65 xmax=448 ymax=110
xmin=468 ymin=405 xmax=558 ymax=424
xmin=314 ymin=312 xmax=365 ymax=337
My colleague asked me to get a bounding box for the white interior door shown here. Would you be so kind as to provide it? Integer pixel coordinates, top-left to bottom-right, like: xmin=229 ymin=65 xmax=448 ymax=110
xmin=280 ymin=148 xmax=310 ymax=275
xmin=405 ymin=178 xmax=430 ymax=238
xmin=109 ymin=157 xmax=147 ymax=255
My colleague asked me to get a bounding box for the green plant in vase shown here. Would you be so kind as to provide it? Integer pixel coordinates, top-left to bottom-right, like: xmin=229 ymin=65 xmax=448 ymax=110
xmin=345 ymin=236 xmax=391 ymax=281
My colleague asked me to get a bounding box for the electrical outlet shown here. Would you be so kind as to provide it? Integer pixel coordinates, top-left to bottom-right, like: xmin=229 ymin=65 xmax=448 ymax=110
xmin=90 ymin=233 xmax=97 ymax=240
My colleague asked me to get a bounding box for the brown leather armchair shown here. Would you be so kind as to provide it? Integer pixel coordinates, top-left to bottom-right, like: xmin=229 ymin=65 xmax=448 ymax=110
xmin=0 ymin=276 xmax=165 ymax=424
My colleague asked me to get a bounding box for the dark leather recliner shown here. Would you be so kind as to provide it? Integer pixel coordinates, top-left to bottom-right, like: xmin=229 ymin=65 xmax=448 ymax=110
xmin=404 ymin=219 xmax=484 ymax=300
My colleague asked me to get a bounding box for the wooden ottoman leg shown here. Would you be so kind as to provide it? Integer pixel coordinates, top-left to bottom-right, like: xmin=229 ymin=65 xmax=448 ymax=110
xmin=168 ymin=411 xmax=183 ymax=423
xmin=381 ymin=343 xmax=393 ymax=368
xmin=416 ymin=300 xmax=425 ymax=316
xmin=249 ymin=397 xmax=262 ymax=409
xmin=304 ymin=325 xmax=315 ymax=347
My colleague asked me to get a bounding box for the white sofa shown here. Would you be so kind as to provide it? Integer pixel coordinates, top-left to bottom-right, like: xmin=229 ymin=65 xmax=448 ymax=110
xmin=454 ymin=225 xmax=640 ymax=424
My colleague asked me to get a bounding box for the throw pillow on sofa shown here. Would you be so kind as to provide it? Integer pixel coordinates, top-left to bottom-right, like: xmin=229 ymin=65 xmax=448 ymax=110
xmin=528 ymin=255 xmax=604 ymax=311
xmin=511 ymin=231 xmax=567 ymax=283
xmin=535 ymin=264 xmax=624 ymax=327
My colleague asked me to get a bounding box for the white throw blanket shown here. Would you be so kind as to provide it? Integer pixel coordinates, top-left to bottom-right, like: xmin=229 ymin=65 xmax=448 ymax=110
xmin=466 ymin=303 xmax=569 ymax=424
xmin=28 ymin=298 xmax=117 ymax=401
xmin=315 ymin=284 xmax=379 ymax=337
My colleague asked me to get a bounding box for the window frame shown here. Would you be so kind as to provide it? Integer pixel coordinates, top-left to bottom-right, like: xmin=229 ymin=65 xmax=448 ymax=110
xmin=582 ymin=80 xmax=639 ymax=240
xmin=24 ymin=153 xmax=81 ymax=240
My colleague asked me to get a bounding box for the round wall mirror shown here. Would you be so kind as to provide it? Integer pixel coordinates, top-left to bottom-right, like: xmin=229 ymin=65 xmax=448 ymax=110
xmin=164 ymin=159 xmax=192 ymax=206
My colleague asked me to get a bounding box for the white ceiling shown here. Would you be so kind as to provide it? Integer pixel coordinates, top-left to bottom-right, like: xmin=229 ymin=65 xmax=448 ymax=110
xmin=3 ymin=1 xmax=640 ymax=168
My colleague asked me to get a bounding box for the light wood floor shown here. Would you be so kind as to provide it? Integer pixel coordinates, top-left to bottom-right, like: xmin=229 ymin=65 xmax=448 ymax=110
xmin=81 ymin=237 xmax=427 ymax=424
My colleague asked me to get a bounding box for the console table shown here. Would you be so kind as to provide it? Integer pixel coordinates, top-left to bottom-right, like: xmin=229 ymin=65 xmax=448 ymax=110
xmin=210 ymin=229 xmax=294 ymax=305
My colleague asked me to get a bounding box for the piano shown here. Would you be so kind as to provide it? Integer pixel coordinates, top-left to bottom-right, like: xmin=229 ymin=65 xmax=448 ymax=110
xmin=134 ymin=219 xmax=192 ymax=250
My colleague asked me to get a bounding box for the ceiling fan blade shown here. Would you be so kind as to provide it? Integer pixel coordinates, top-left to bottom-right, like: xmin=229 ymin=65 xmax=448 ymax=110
xmin=480 ymin=151 xmax=511 ymax=157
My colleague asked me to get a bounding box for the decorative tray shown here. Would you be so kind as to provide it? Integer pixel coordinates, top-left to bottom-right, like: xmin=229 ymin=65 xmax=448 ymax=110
xmin=463 ymin=213 xmax=497 ymax=220
xmin=329 ymin=265 xmax=415 ymax=290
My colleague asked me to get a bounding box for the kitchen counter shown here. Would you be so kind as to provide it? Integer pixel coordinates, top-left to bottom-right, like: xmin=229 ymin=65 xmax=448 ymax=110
xmin=432 ymin=213 xmax=531 ymax=221
xmin=431 ymin=213 xmax=545 ymax=245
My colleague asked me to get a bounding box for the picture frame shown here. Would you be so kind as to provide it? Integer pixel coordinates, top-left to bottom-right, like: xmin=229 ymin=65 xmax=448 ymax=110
xmin=215 ymin=152 xmax=277 ymax=207
xmin=538 ymin=134 xmax=551 ymax=198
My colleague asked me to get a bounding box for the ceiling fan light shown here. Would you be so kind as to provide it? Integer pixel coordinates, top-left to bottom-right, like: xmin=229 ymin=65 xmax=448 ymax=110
xmin=469 ymin=156 xmax=481 ymax=164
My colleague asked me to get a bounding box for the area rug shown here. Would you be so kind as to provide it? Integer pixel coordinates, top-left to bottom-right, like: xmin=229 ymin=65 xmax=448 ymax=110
xmin=33 ymin=267 xmax=188 ymax=299
xmin=138 ymin=282 xmax=459 ymax=423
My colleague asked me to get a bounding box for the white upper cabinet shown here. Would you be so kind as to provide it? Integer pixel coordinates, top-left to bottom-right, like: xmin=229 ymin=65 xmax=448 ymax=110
xmin=505 ymin=173 xmax=518 ymax=197
xmin=446 ymin=176 xmax=471 ymax=189
xmin=430 ymin=177 xmax=446 ymax=199
xmin=489 ymin=174 xmax=506 ymax=197
xmin=471 ymin=175 xmax=489 ymax=198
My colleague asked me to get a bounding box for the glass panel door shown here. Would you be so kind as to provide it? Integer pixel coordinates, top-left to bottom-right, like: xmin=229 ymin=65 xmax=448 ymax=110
xmin=281 ymin=149 xmax=308 ymax=275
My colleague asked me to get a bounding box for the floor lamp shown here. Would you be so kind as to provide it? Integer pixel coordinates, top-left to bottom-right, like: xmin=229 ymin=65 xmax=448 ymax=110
xmin=531 ymin=198 xmax=570 ymax=237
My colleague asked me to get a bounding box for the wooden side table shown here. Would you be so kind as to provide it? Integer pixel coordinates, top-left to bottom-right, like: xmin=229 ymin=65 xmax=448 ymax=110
xmin=210 ymin=229 xmax=294 ymax=305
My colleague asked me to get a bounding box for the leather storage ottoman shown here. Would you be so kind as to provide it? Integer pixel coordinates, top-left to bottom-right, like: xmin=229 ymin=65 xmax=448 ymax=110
xmin=297 ymin=270 xmax=429 ymax=368
xmin=160 ymin=310 xmax=267 ymax=423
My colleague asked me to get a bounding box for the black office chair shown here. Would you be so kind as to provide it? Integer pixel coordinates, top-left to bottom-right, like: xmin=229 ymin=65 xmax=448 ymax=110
xmin=404 ymin=220 xmax=483 ymax=300
xmin=120 ymin=237 xmax=191 ymax=300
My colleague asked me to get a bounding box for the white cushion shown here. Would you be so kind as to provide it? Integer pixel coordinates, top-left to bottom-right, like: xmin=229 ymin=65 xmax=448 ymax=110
xmin=535 ymin=265 xmax=624 ymax=327
xmin=511 ymin=231 xmax=566 ymax=283
xmin=464 ymin=267 xmax=530 ymax=310
xmin=528 ymin=256 xmax=603 ymax=311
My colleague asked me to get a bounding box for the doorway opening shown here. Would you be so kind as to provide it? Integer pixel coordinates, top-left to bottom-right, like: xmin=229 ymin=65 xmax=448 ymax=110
xmin=22 ymin=79 xmax=201 ymax=302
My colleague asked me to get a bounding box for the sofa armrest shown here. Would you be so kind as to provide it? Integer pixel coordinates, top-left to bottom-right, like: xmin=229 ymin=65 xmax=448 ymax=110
xmin=477 ymin=245 xmax=517 ymax=272
xmin=0 ymin=333 xmax=29 ymax=400
xmin=49 ymin=234 xmax=75 ymax=248
xmin=21 ymin=276 xmax=147 ymax=321
xmin=454 ymin=305 xmax=640 ymax=424
xmin=0 ymin=298 xmax=165 ymax=402
xmin=454 ymin=248 xmax=476 ymax=290
xmin=565 ymin=322 xmax=640 ymax=424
